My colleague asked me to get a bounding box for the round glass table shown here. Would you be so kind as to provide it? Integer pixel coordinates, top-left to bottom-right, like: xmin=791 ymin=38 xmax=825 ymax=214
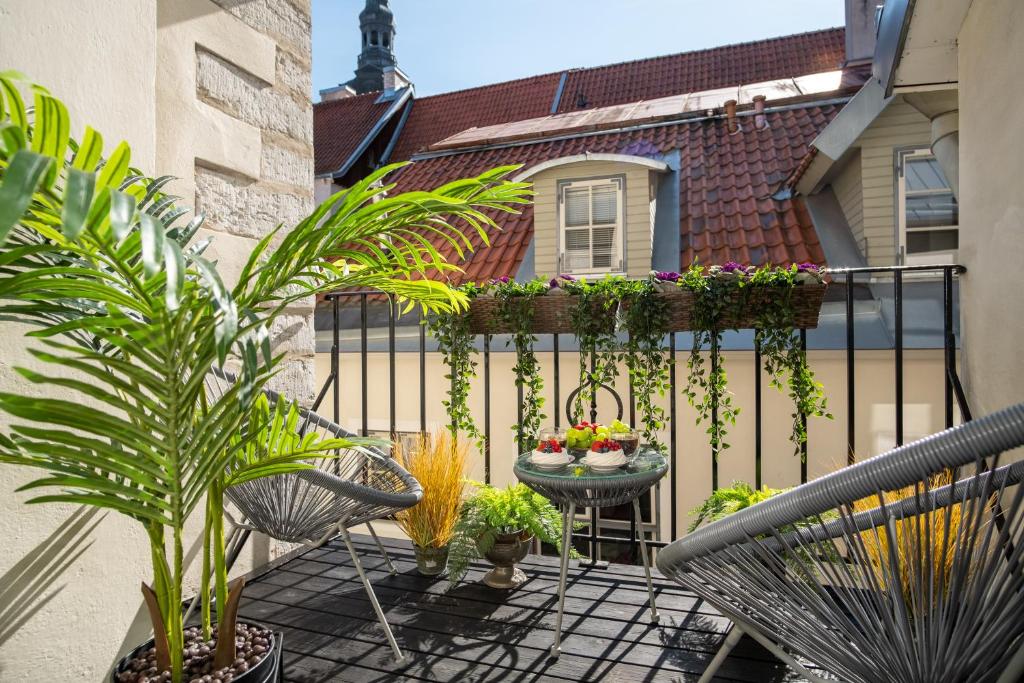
xmin=514 ymin=449 xmax=669 ymax=657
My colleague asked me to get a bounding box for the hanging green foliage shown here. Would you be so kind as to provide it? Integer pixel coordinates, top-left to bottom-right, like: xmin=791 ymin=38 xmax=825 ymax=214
xmin=490 ymin=277 xmax=548 ymax=451
xmin=560 ymin=275 xmax=621 ymax=422
xmin=617 ymin=277 xmax=672 ymax=451
xmin=428 ymin=283 xmax=483 ymax=449
xmin=751 ymin=263 xmax=832 ymax=457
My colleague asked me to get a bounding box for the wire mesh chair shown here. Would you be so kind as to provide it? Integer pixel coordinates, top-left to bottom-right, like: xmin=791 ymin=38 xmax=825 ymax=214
xmin=657 ymin=402 xmax=1024 ymax=683
xmin=205 ymin=370 xmax=423 ymax=662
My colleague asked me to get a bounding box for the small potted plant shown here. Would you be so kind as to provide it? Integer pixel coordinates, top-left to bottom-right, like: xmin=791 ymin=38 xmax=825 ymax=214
xmin=394 ymin=431 xmax=469 ymax=576
xmin=447 ymin=483 xmax=570 ymax=589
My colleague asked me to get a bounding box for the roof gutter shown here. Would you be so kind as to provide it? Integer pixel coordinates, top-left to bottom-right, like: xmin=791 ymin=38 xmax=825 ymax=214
xmin=872 ymin=0 xmax=916 ymax=97
xmin=315 ymin=85 xmax=414 ymax=180
xmin=409 ymin=95 xmax=854 ymax=162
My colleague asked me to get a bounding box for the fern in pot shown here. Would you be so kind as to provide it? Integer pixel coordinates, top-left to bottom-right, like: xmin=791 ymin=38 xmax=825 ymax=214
xmin=447 ymin=483 xmax=571 ymax=589
xmin=394 ymin=431 xmax=470 ymax=576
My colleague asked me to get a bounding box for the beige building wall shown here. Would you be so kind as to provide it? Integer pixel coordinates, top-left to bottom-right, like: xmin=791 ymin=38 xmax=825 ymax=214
xmin=840 ymin=97 xmax=932 ymax=265
xmin=532 ymin=160 xmax=657 ymax=279
xmin=832 ymin=149 xmax=863 ymax=247
xmin=315 ymin=347 xmax=950 ymax=542
xmin=957 ymin=0 xmax=1024 ymax=416
xmin=0 ymin=0 xmax=314 ymax=678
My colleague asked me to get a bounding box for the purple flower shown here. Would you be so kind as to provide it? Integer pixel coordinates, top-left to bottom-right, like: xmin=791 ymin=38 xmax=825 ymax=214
xmin=797 ymin=262 xmax=819 ymax=273
xmin=549 ymin=274 xmax=576 ymax=288
xmin=721 ymin=261 xmax=744 ymax=273
xmin=489 ymin=276 xmax=511 ymax=285
xmin=654 ymin=271 xmax=681 ymax=282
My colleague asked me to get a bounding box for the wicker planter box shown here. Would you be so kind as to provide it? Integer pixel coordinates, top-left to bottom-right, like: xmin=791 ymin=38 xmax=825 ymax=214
xmin=467 ymin=283 xmax=826 ymax=335
xmin=467 ymin=294 xmax=614 ymax=335
xmin=650 ymin=282 xmax=826 ymax=332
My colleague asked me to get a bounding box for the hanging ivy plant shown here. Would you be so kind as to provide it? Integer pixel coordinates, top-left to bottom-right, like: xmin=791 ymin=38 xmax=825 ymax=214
xmin=681 ymin=262 xmax=747 ymax=455
xmin=427 ymin=284 xmax=482 ymax=449
xmin=560 ymin=275 xmax=620 ymax=422
xmin=752 ymin=263 xmax=832 ymax=457
xmin=618 ymin=276 xmax=672 ymax=451
xmin=491 ymin=277 xmax=548 ymax=451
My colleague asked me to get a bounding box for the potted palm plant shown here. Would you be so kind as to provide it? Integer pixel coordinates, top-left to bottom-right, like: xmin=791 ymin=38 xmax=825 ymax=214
xmin=447 ymin=483 xmax=570 ymax=589
xmin=394 ymin=430 xmax=470 ymax=576
xmin=0 ymin=73 xmax=531 ymax=682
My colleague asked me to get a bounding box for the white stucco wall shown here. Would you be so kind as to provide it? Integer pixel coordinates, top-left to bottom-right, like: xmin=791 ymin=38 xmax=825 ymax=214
xmin=957 ymin=0 xmax=1024 ymax=415
xmin=0 ymin=0 xmax=315 ymax=678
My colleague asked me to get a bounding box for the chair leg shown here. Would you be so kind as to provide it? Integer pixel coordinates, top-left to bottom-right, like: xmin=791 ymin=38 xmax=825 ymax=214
xmin=366 ymin=521 xmax=397 ymax=575
xmin=633 ymin=498 xmax=660 ymax=623
xmin=698 ymin=624 xmax=744 ymax=683
xmin=550 ymin=502 xmax=575 ymax=659
xmin=341 ymin=528 xmax=406 ymax=663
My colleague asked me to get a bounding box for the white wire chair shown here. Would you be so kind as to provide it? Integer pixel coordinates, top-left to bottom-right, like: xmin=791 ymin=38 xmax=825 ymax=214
xmin=657 ymin=402 xmax=1024 ymax=683
xmin=205 ymin=370 xmax=422 ymax=662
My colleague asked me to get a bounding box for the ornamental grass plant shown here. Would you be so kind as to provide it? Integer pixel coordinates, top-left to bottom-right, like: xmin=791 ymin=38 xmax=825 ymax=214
xmin=394 ymin=430 xmax=469 ymax=550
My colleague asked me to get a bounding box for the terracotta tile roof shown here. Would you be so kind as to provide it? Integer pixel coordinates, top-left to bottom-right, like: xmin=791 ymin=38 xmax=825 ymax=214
xmin=387 ymin=73 xmax=563 ymax=161
xmin=555 ymin=28 xmax=847 ymax=114
xmin=383 ymin=27 xmax=846 ymax=160
xmin=388 ymin=103 xmax=840 ymax=285
xmin=314 ymin=91 xmax=394 ymax=175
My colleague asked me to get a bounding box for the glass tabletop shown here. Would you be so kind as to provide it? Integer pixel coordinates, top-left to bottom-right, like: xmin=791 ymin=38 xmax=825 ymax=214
xmin=514 ymin=448 xmax=668 ymax=481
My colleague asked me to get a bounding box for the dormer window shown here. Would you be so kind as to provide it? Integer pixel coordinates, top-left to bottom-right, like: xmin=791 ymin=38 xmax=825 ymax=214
xmin=559 ymin=177 xmax=624 ymax=274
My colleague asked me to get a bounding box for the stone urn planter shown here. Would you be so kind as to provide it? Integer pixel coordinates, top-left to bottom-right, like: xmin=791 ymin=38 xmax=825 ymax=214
xmin=414 ymin=544 xmax=450 ymax=576
xmin=482 ymin=530 xmax=533 ymax=589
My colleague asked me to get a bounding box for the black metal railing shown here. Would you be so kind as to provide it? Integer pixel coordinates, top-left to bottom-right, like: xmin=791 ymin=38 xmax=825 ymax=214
xmin=319 ymin=264 xmax=966 ymax=562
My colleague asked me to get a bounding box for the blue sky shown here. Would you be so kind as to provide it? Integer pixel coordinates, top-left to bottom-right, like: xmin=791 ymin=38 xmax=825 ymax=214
xmin=312 ymin=1 xmax=845 ymax=100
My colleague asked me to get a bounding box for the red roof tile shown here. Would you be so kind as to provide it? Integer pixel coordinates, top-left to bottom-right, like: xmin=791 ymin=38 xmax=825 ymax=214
xmin=314 ymin=91 xmax=394 ymax=175
xmin=387 ymin=73 xmax=562 ymax=161
xmin=556 ymin=28 xmax=846 ymax=114
xmin=383 ymin=27 xmax=846 ymax=160
xmin=388 ymin=103 xmax=840 ymax=284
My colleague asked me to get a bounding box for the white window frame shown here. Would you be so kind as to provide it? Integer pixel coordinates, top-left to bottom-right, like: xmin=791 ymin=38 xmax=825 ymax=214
xmin=557 ymin=177 xmax=626 ymax=276
xmin=896 ymin=148 xmax=959 ymax=265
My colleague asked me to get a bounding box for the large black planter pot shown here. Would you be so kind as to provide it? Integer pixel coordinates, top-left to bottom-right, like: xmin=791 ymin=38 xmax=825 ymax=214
xmin=111 ymin=627 xmax=281 ymax=683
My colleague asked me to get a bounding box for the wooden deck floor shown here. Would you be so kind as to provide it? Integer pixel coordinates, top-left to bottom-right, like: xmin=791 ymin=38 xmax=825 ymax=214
xmin=238 ymin=534 xmax=807 ymax=683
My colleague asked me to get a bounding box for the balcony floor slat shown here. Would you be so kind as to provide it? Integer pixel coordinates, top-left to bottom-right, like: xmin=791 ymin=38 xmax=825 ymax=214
xmin=239 ymin=534 xmax=810 ymax=682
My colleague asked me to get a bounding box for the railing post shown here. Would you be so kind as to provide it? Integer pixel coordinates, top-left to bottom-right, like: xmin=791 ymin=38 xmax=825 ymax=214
xmin=754 ymin=338 xmax=762 ymax=489
xmin=894 ymin=270 xmax=904 ymax=447
xmin=800 ymin=328 xmax=808 ymax=484
xmin=484 ymin=334 xmax=492 ymax=484
xmin=710 ymin=336 xmax=719 ymax=490
xmin=360 ymin=293 xmax=368 ymax=437
xmin=419 ymin=310 xmax=427 ymax=434
xmin=388 ymin=294 xmax=396 ymax=439
xmin=552 ymin=334 xmax=561 ymax=430
xmin=943 ymin=266 xmax=955 ymax=428
xmin=332 ymin=295 xmax=340 ymax=425
xmin=669 ymin=331 xmax=677 ymax=540
xmin=846 ymin=272 xmax=856 ymax=464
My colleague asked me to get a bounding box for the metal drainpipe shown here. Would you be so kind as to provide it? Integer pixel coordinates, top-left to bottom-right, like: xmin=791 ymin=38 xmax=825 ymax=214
xmin=931 ymin=109 xmax=959 ymax=200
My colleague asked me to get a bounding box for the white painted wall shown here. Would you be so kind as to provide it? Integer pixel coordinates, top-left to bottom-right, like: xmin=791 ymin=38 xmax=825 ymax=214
xmin=957 ymin=0 xmax=1024 ymax=416
xmin=0 ymin=0 xmax=315 ymax=678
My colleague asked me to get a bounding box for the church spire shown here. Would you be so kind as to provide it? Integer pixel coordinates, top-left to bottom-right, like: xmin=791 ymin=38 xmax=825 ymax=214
xmin=351 ymin=0 xmax=397 ymax=94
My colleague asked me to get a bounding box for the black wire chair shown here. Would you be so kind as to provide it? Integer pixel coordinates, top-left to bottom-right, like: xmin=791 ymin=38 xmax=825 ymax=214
xmin=657 ymin=402 xmax=1024 ymax=683
xmin=205 ymin=370 xmax=422 ymax=662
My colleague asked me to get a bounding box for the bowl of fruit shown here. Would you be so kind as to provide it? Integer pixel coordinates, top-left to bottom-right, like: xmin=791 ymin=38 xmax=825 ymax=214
xmin=530 ymin=437 xmax=573 ymax=470
xmin=581 ymin=438 xmax=627 ymax=472
xmin=566 ymin=421 xmax=608 ymax=453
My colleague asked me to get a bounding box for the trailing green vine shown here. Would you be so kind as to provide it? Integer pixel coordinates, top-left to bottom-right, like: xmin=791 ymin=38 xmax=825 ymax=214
xmin=681 ymin=263 xmax=746 ymax=455
xmin=618 ymin=276 xmax=672 ymax=450
xmin=752 ymin=263 xmax=832 ymax=457
xmin=427 ymin=284 xmax=482 ymax=449
xmin=560 ymin=275 xmax=620 ymax=421
xmin=491 ymin=277 xmax=547 ymax=451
